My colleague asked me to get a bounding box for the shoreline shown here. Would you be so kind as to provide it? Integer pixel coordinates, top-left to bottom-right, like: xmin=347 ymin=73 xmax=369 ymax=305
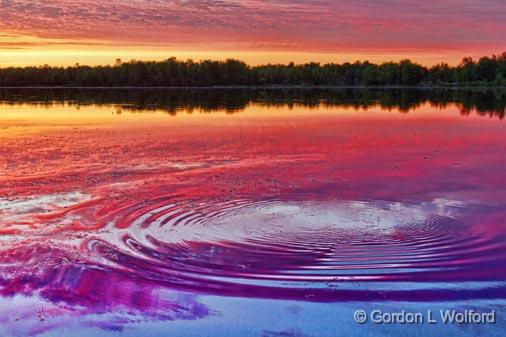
xmin=0 ymin=85 xmax=505 ymax=90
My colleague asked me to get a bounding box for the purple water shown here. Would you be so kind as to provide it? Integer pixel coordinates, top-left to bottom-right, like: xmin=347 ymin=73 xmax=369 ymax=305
xmin=0 ymin=90 xmax=505 ymax=336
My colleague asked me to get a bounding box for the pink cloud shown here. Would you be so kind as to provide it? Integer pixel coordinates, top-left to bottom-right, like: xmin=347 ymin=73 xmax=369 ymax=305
xmin=0 ymin=0 xmax=505 ymax=54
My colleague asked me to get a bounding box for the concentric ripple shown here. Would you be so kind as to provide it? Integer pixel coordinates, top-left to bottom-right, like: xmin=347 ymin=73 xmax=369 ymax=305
xmin=82 ymin=197 xmax=506 ymax=301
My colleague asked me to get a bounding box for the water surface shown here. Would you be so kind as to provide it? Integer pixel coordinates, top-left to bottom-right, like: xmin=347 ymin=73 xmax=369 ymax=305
xmin=1 ymin=89 xmax=505 ymax=337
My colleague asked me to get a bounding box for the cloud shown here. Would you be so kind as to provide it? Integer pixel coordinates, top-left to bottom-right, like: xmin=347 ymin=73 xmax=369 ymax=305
xmin=0 ymin=0 xmax=505 ymax=53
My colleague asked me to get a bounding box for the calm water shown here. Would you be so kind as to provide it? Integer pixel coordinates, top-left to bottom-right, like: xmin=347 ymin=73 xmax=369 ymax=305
xmin=1 ymin=89 xmax=505 ymax=337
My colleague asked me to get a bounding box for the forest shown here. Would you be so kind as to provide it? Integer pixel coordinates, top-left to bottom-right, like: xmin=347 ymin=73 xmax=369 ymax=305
xmin=0 ymin=53 xmax=505 ymax=87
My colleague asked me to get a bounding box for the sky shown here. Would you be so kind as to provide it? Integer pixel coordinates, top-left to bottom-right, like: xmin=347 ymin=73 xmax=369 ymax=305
xmin=0 ymin=0 xmax=505 ymax=67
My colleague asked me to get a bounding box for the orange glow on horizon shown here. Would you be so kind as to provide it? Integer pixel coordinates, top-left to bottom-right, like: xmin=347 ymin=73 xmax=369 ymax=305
xmin=0 ymin=34 xmax=501 ymax=68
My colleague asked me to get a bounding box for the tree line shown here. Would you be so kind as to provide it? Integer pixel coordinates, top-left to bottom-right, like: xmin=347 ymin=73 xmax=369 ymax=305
xmin=0 ymin=53 xmax=505 ymax=87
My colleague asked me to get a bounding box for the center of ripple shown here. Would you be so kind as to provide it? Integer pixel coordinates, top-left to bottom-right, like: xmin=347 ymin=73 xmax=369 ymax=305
xmin=102 ymin=199 xmax=462 ymax=247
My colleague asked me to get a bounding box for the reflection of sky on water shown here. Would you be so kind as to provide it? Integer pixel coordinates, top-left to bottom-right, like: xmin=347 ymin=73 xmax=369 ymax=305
xmin=3 ymin=295 xmax=504 ymax=337
xmin=1 ymin=91 xmax=505 ymax=336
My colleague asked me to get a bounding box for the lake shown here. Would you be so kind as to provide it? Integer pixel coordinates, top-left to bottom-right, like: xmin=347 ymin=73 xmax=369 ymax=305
xmin=0 ymin=88 xmax=505 ymax=337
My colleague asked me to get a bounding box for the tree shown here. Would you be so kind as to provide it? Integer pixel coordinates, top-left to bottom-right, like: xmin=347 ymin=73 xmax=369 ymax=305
xmin=0 ymin=53 xmax=505 ymax=87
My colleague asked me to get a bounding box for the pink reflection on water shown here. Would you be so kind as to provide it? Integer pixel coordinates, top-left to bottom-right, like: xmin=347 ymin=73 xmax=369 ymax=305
xmin=1 ymin=103 xmax=506 ymax=332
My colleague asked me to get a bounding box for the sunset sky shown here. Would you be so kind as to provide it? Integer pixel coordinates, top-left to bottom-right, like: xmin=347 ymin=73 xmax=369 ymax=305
xmin=0 ymin=0 xmax=505 ymax=67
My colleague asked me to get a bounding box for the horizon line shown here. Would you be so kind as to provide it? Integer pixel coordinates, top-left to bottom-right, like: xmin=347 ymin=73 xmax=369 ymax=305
xmin=2 ymin=52 xmax=506 ymax=70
